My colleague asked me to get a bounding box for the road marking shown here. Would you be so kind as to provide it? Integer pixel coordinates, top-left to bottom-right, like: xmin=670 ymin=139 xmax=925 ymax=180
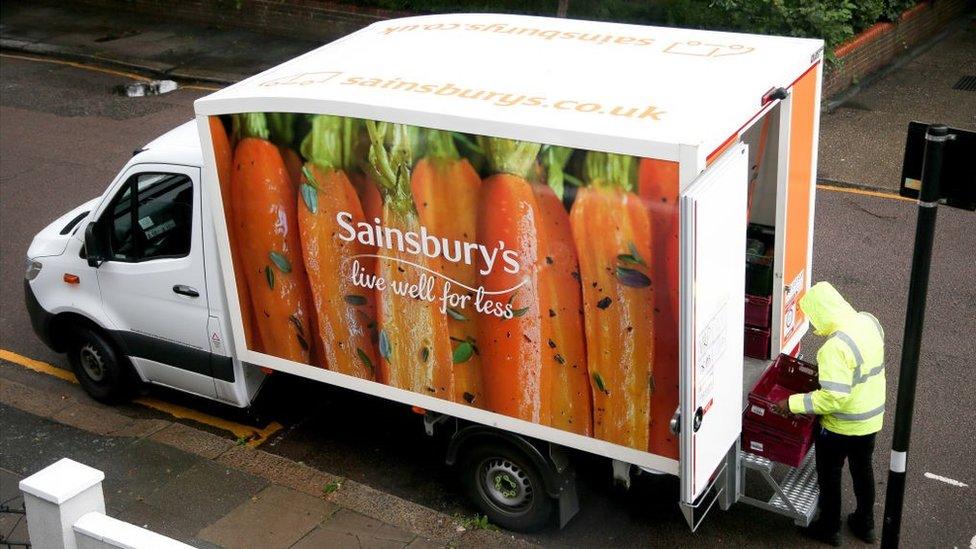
xmin=924 ymin=472 xmax=969 ymax=488
xmin=0 ymin=348 xmax=280 ymax=447
xmin=0 ymin=348 xmax=78 ymax=383
xmin=817 ymin=183 xmax=916 ymax=202
xmin=0 ymin=52 xmax=222 ymax=91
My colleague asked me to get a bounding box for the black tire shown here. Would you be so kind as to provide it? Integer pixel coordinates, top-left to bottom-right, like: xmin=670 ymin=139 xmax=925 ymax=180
xmin=66 ymin=327 xmax=130 ymax=403
xmin=458 ymin=442 xmax=555 ymax=532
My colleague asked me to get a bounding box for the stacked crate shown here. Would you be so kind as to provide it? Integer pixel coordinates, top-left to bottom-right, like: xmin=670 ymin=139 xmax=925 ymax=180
xmin=741 ymin=354 xmax=819 ymax=466
xmin=744 ymin=224 xmax=774 ymax=359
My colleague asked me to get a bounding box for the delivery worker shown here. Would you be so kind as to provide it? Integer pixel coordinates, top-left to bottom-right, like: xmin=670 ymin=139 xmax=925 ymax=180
xmin=774 ymin=282 xmax=885 ymax=546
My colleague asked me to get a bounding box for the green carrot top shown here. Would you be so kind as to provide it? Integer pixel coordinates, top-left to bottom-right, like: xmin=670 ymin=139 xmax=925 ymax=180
xmin=301 ymin=115 xmax=358 ymax=172
xmin=484 ymin=137 xmax=541 ymax=180
xmin=267 ymin=113 xmax=297 ymax=148
xmin=539 ymin=145 xmax=576 ymax=200
xmin=423 ymin=129 xmax=460 ymax=163
xmin=366 ymin=121 xmax=414 ymax=213
xmin=584 ymin=151 xmax=637 ymax=193
xmin=234 ymin=112 xmax=270 ymax=141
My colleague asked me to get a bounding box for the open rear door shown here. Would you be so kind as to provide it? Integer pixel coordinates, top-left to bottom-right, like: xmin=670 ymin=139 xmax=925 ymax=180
xmin=679 ymin=143 xmax=748 ymax=529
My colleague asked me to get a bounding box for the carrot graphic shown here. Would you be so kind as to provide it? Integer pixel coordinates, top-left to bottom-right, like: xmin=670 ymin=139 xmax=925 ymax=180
xmin=638 ymin=158 xmax=680 ymax=457
xmin=295 ymin=115 xmax=378 ymax=378
xmin=347 ymin=119 xmax=383 ymax=232
xmin=231 ymin=113 xmax=315 ymax=364
xmin=535 ymin=147 xmax=592 ymax=436
xmin=570 ymin=152 xmax=654 ymax=450
xmin=366 ymin=121 xmax=453 ymax=398
xmin=210 ymin=116 xmax=260 ymax=348
xmin=411 ymin=130 xmax=484 ymax=407
xmin=268 ymin=113 xmax=303 ymax=190
xmin=477 ymin=138 xmax=548 ymax=422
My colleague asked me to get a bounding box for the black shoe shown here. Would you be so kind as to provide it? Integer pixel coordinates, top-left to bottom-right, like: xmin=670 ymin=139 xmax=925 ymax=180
xmin=801 ymin=522 xmax=842 ymax=547
xmin=848 ymin=512 xmax=877 ymax=544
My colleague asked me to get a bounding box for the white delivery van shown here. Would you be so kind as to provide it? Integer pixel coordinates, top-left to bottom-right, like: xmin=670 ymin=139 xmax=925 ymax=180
xmin=25 ymin=13 xmax=823 ymax=532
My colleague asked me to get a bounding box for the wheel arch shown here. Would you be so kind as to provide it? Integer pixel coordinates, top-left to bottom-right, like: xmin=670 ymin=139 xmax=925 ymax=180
xmin=446 ymin=423 xmax=563 ymax=499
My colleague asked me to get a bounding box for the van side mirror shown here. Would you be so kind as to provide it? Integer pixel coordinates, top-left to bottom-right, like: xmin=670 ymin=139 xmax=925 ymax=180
xmin=84 ymin=222 xmax=106 ymax=268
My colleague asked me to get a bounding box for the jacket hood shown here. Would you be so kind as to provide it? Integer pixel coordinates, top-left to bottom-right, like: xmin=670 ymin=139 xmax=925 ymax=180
xmin=799 ymin=281 xmax=857 ymax=336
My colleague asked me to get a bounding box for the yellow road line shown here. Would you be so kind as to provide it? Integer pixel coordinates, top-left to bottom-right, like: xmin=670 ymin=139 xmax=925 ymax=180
xmin=0 ymin=348 xmax=279 ymax=447
xmin=0 ymin=349 xmax=78 ymax=384
xmin=0 ymin=52 xmax=222 ymax=92
xmin=818 ymin=183 xmax=915 ymax=202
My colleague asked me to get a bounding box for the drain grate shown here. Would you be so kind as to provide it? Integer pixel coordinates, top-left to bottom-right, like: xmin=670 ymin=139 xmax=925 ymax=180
xmin=952 ymin=75 xmax=976 ymax=91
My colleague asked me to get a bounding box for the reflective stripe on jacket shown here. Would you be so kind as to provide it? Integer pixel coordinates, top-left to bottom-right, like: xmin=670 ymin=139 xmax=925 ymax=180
xmin=788 ymin=282 xmax=886 ymax=436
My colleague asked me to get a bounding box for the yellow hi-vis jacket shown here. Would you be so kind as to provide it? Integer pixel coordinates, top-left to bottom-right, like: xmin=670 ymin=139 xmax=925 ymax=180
xmin=788 ymin=282 xmax=886 ymax=436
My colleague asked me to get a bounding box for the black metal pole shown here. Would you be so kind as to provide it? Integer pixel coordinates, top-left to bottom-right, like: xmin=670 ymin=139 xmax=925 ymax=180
xmin=880 ymin=124 xmax=949 ymax=548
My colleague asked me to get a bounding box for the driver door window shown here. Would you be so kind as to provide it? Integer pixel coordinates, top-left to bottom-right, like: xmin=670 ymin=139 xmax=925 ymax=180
xmin=108 ymin=173 xmax=193 ymax=262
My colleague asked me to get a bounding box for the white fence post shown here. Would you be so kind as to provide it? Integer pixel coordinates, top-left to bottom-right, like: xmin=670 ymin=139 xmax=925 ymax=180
xmin=19 ymin=458 xmax=106 ymax=549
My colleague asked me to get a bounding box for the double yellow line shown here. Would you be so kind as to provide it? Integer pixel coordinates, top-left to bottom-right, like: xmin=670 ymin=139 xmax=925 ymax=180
xmin=0 ymin=348 xmax=281 ymax=447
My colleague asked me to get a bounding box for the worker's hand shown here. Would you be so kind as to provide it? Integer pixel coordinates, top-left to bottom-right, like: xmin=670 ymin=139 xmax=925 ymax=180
xmin=772 ymin=398 xmax=791 ymax=416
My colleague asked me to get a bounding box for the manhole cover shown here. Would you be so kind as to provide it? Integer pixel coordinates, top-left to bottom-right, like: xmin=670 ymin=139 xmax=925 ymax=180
xmin=952 ymin=75 xmax=976 ymax=92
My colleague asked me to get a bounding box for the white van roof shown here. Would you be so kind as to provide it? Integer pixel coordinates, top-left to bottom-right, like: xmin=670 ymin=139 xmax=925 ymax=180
xmin=141 ymin=120 xmax=202 ymax=165
xmin=194 ymin=13 xmax=822 ymax=161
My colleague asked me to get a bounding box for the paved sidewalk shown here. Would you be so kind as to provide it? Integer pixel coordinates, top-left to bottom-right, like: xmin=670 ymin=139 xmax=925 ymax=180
xmin=0 ymin=363 xmax=530 ymax=548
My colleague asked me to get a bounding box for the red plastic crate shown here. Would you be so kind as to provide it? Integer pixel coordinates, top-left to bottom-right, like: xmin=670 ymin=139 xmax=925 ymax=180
xmin=745 ymin=354 xmax=819 ymax=433
xmin=741 ymin=420 xmax=815 ymax=467
xmin=744 ymin=326 xmax=770 ymax=359
xmin=745 ymin=294 xmax=772 ymax=329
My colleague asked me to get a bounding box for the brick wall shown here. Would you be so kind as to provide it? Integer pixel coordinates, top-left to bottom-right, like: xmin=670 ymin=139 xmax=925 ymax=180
xmin=824 ymin=0 xmax=969 ymax=96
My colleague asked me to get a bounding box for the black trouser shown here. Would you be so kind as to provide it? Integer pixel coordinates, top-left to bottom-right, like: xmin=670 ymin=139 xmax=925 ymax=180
xmin=815 ymin=427 xmax=877 ymax=532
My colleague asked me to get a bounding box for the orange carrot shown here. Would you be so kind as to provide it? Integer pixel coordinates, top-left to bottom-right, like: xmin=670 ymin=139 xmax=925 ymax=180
xmin=638 ymin=158 xmax=680 ymax=457
xmin=266 ymin=113 xmax=303 ymax=191
xmin=350 ymin=173 xmax=383 ymax=228
xmin=367 ymin=122 xmax=453 ymax=398
xmin=570 ymin=152 xmax=654 ymax=450
xmin=534 ymin=166 xmax=592 ymax=436
xmin=210 ymin=116 xmax=259 ymax=348
xmin=411 ymin=130 xmax=485 ymax=407
xmin=297 ymin=115 xmax=378 ymax=379
xmin=477 ymin=138 xmax=548 ymax=422
xmin=231 ymin=113 xmax=314 ymax=363
xmin=279 ymin=147 xmax=303 ymax=191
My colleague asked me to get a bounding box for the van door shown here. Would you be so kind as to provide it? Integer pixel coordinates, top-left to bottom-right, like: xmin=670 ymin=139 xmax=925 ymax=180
xmin=95 ymin=164 xmax=217 ymax=398
xmin=678 ymin=144 xmax=748 ymax=529
xmin=772 ymin=64 xmax=820 ymax=354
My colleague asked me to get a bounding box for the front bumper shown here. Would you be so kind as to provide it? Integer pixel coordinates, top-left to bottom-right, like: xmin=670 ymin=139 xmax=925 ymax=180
xmin=24 ymin=279 xmax=58 ymax=351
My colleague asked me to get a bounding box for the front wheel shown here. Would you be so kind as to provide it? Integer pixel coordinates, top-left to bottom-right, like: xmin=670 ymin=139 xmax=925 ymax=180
xmin=67 ymin=327 xmax=130 ymax=403
xmin=458 ymin=442 xmax=554 ymax=532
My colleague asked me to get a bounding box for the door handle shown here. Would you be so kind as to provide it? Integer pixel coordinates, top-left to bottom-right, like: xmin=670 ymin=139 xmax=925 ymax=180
xmin=172 ymin=284 xmax=199 ymax=298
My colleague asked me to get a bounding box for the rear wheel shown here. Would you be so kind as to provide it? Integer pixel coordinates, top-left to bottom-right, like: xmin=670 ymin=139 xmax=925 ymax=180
xmin=67 ymin=327 xmax=130 ymax=403
xmin=459 ymin=442 xmax=554 ymax=532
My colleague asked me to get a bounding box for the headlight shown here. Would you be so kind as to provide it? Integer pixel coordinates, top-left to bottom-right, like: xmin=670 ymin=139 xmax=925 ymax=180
xmin=25 ymin=259 xmax=43 ymax=281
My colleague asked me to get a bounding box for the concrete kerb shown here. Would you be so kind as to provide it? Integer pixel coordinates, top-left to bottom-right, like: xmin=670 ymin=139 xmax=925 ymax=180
xmin=0 ymin=372 xmax=531 ymax=547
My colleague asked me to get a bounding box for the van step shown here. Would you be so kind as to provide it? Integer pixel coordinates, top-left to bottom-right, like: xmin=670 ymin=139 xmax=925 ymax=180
xmin=768 ymin=446 xmax=819 ymax=521
xmin=741 ymin=448 xmax=774 ymax=472
xmin=740 ymin=445 xmax=819 ymax=526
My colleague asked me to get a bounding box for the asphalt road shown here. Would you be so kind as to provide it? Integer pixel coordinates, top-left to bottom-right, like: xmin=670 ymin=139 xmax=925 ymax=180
xmin=1 ymin=54 xmax=974 ymax=548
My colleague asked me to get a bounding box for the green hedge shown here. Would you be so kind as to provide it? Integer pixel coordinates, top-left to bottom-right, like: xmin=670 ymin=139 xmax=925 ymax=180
xmin=362 ymin=0 xmax=921 ymax=50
